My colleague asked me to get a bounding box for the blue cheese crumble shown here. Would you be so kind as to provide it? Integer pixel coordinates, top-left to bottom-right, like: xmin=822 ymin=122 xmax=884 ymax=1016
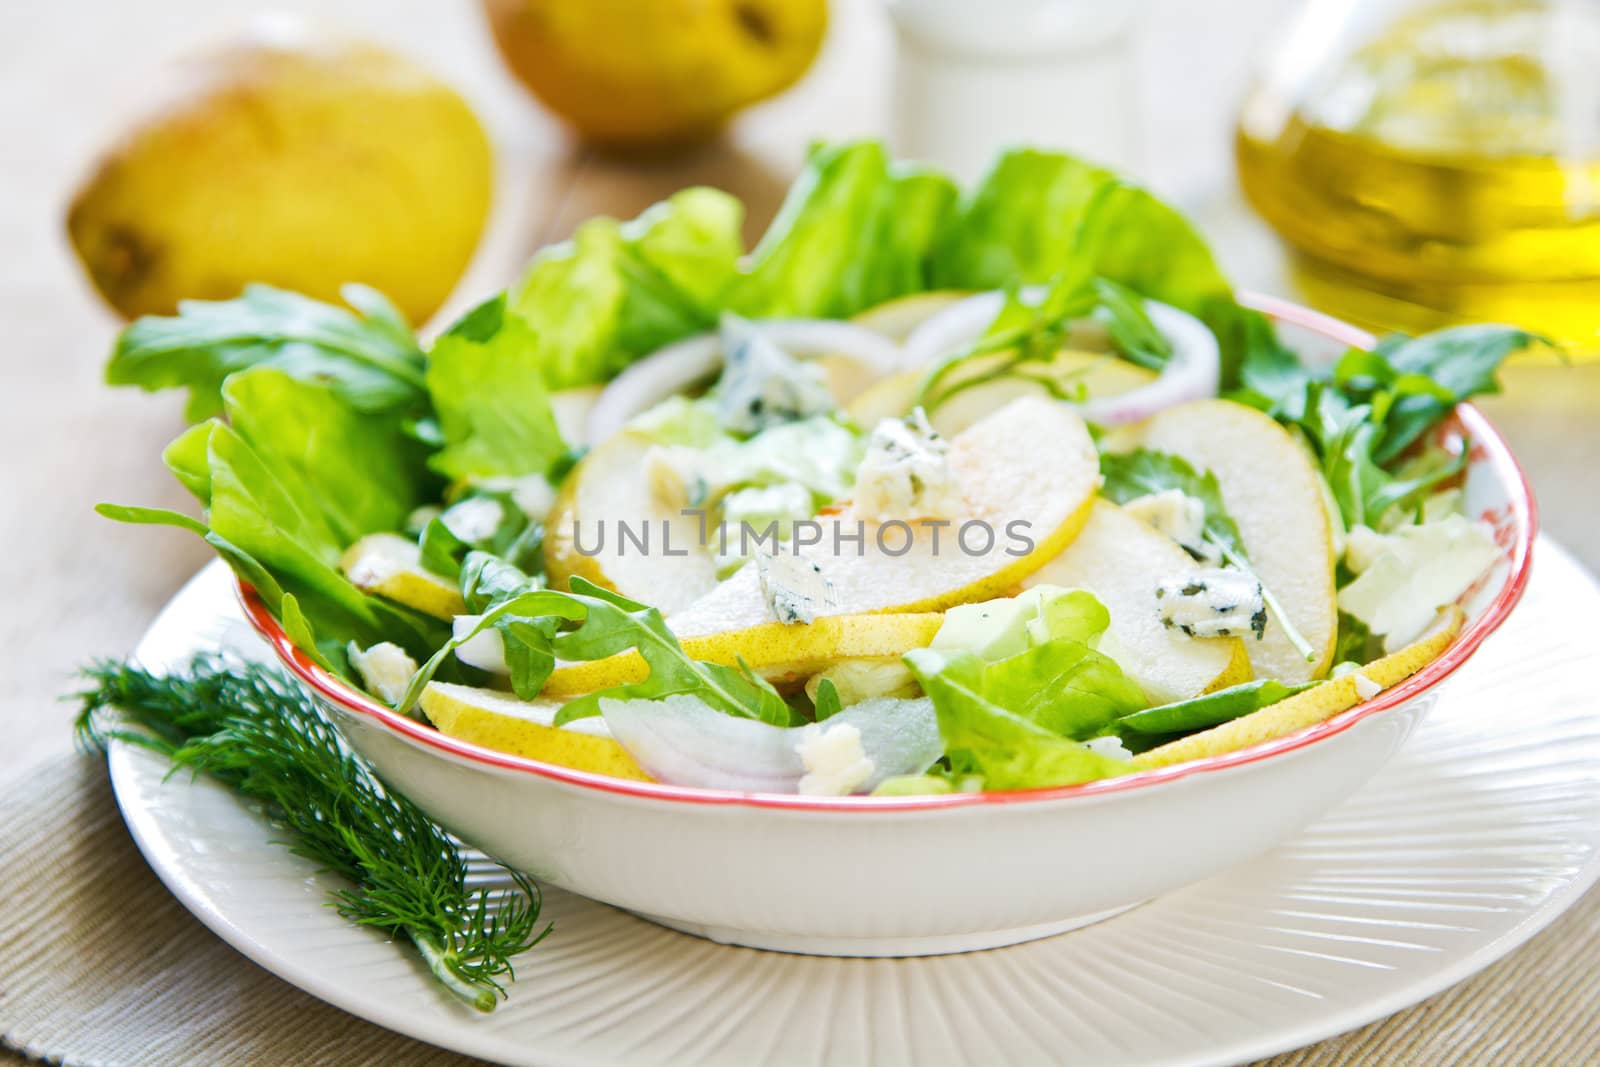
xmin=346 ymin=641 xmax=418 ymax=705
xmin=756 ymin=551 xmax=838 ymax=625
xmin=1155 ymin=567 xmax=1266 ymax=640
xmin=715 ymin=314 xmax=834 ymax=435
xmin=854 ymin=407 xmax=961 ymax=520
xmin=794 ymin=721 xmax=875 ymax=796
xmin=1122 ymin=489 xmax=1221 ymax=565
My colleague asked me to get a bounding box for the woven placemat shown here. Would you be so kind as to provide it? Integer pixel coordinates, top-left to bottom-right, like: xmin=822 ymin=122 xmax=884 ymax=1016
xmin=4 ymin=754 xmax=1597 ymax=1066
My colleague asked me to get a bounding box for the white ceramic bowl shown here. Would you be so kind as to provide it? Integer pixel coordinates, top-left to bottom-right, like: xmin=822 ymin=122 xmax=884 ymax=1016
xmin=239 ymin=296 xmax=1535 ymax=957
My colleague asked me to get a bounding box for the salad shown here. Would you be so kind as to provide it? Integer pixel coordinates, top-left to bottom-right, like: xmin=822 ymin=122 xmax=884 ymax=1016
xmin=103 ymin=141 xmax=1536 ymax=797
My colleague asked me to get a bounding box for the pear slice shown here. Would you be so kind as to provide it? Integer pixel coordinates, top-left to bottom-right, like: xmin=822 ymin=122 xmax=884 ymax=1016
xmin=543 ymin=430 xmax=720 ymax=615
xmin=667 ymin=396 xmax=1101 ymax=639
xmin=1128 ymin=608 xmax=1463 ymax=771
xmin=419 ymin=681 xmax=651 ymax=780
xmin=850 ymin=290 xmax=968 ymax=341
xmin=543 ymin=611 xmax=945 ymax=696
xmin=848 ymin=353 xmax=1156 ymax=437
xmin=1137 ymin=399 xmax=1338 ymax=683
xmin=1023 ymin=499 xmax=1250 ymax=704
xmin=340 ymin=533 xmax=464 ymax=620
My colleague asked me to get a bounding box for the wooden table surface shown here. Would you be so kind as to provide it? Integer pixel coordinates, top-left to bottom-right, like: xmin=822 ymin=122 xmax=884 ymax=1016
xmin=3 ymin=1 xmax=1598 ymax=1064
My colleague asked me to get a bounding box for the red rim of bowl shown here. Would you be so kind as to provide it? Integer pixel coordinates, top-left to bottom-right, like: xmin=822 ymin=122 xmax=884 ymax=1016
xmin=236 ymin=293 xmax=1538 ymax=812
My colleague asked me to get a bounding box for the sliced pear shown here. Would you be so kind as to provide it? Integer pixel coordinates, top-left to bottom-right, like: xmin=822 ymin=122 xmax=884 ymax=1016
xmin=1023 ymin=499 xmax=1250 ymax=704
xmin=340 ymin=533 xmax=464 ymax=620
xmin=543 ymin=611 xmax=945 ymax=696
xmin=848 ymin=353 xmax=1157 ymax=437
xmin=419 ymin=681 xmax=652 ymax=780
xmin=850 ymin=290 xmax=969 ymax=341
xmin=1137 ymin=399 xmax=1338 ymax=683
xmin=542 ymin=430 xmax=720 ymax=615
xmin=1127 ymin=608 xmax=1463 ymax=771
xmin=667 ymin=396 xmax=1101 ymax=639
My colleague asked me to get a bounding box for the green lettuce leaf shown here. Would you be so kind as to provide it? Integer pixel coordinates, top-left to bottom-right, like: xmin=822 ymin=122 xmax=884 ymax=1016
xmin=223 ymin=368 xmax=431 ymax=547
xmin=931 ymin=149 xmax=1113 ymax=288
xmin=730 ymin=141 xmax=958 ymax=318
xmin=500 ymin=187 xmax=745 ymax=388
xmin=930 ymin=148 xmax=1248 ymax=379
xmin=106 ymin=284 xmax=428 ymax=421
xmin=425 ymin=309 xmax=567 ymax=483
xmin=904 ymin=647 xmax=1129 ymax=789
xmin=904 ymin=589 xmax=1146 ymax=789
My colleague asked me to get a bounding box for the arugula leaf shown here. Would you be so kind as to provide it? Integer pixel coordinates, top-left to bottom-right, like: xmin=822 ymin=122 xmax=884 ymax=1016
xmin=1091 ymin=277 xmax=1173 ymax=371
xmin=425 ymin=311 xmax=567 ymax=484
xmin=106 ymin=284 xmax=427 ymax=421
xmin=1234 ymin=324 xmax=1540 ymax=529
xmin=399 ymin=578 xmax=795 ymax=727
xmin=731 ymin=141 xmax=958 ymax=318
xmin=1331 ymin=612 xmax=1383 ymax=666
xmin=812 ymin=677 xmax=843 ymax=721
xmin=1114 ymin=679 xmax=1313 ymax=739
xmin=549 ymin=581 xmax=795 ymax=727
xmin=1341 ymin=326 xmax=1537 ymax=462
xmin=1099 ymin=449 xmax=1248 ymax=561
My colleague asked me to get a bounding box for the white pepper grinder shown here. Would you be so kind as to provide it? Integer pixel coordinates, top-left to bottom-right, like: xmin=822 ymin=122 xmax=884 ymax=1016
xmin=885 ymin=0 xmax=1146 ymax=183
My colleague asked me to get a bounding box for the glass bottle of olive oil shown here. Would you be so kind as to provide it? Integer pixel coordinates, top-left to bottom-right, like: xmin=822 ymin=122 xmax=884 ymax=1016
xmin=1236 ymin=0 xmax=1600 ymax=355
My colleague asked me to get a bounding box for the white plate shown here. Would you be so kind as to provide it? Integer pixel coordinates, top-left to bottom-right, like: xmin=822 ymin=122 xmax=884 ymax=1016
xmin=111 ymin=540 xmax=1600 ymax=1067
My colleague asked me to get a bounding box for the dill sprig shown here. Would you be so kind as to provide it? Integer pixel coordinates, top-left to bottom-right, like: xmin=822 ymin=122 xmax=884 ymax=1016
xmin=75 ymin=655 xmax=550 ymax=1012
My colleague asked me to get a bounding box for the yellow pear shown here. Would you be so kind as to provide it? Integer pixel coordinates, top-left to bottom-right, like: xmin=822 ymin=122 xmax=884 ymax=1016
xmin=420 ymin=682 xmax=651 ymax=780
xmin=1024 ymin=499 xmax=1251 ymax=704
xmin=341 ymin=533 xmax=465 ymax=620
xmin=543 ymin=611 xmax=945 ymax=695
xmin=66 ymin=18 xmax=492 ymax=324
xmin=1137 ymin=399 xmax=1339 ymax=683
xmin=482 ymin=0 xmax=827 ymax=149
xmin=850 ymin=291 xmax=968 ymax=341
xmin=666 ymin=397 xmax=1102 ymax=638
xmin=1128 ymin=608 xmax=1463 ymax=771
xmin=543 ymin=430 xmax=722 ymax=616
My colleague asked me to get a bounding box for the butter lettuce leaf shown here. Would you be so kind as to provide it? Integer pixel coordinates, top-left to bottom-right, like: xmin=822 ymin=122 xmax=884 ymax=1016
xmin=931 ymin=148 xmax=1251 ymax=381
xmin=904 ymin=590 xmax=1146 ymax=789
xmin=501 ymin=187 xmax=744 ymax=388
xmin=731 ymin=141 xmax=958 ymax=319
xmin=425 ymin=309 xmax=567 ymax=483
xmin=224 ymin=368 xmax=432 ymax=546
xmin=905 ymin=647 xmax=1130 ymax=789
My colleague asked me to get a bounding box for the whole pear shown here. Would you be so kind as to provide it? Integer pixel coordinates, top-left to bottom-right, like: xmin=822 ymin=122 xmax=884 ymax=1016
xmin=67 ymin=17 xmax=493 ymax=325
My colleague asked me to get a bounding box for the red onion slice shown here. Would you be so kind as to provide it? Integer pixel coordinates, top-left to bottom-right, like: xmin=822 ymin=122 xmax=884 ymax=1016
xmin=599 ymin=694 xmax=942 ymax=794
xmin=586 ymin=320 xmax=904 ymax=445
xmin=900 ymin=289 xmax=1221 ymax=425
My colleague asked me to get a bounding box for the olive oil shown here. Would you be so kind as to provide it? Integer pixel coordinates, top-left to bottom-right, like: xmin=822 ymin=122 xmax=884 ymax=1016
xmin=1236 ymin=0 xmax=1600 ymax=354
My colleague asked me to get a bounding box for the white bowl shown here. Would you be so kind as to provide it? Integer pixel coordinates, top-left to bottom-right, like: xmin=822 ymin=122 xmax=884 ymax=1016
xmin=240 ymin=296 xmax=1536 ymax=958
